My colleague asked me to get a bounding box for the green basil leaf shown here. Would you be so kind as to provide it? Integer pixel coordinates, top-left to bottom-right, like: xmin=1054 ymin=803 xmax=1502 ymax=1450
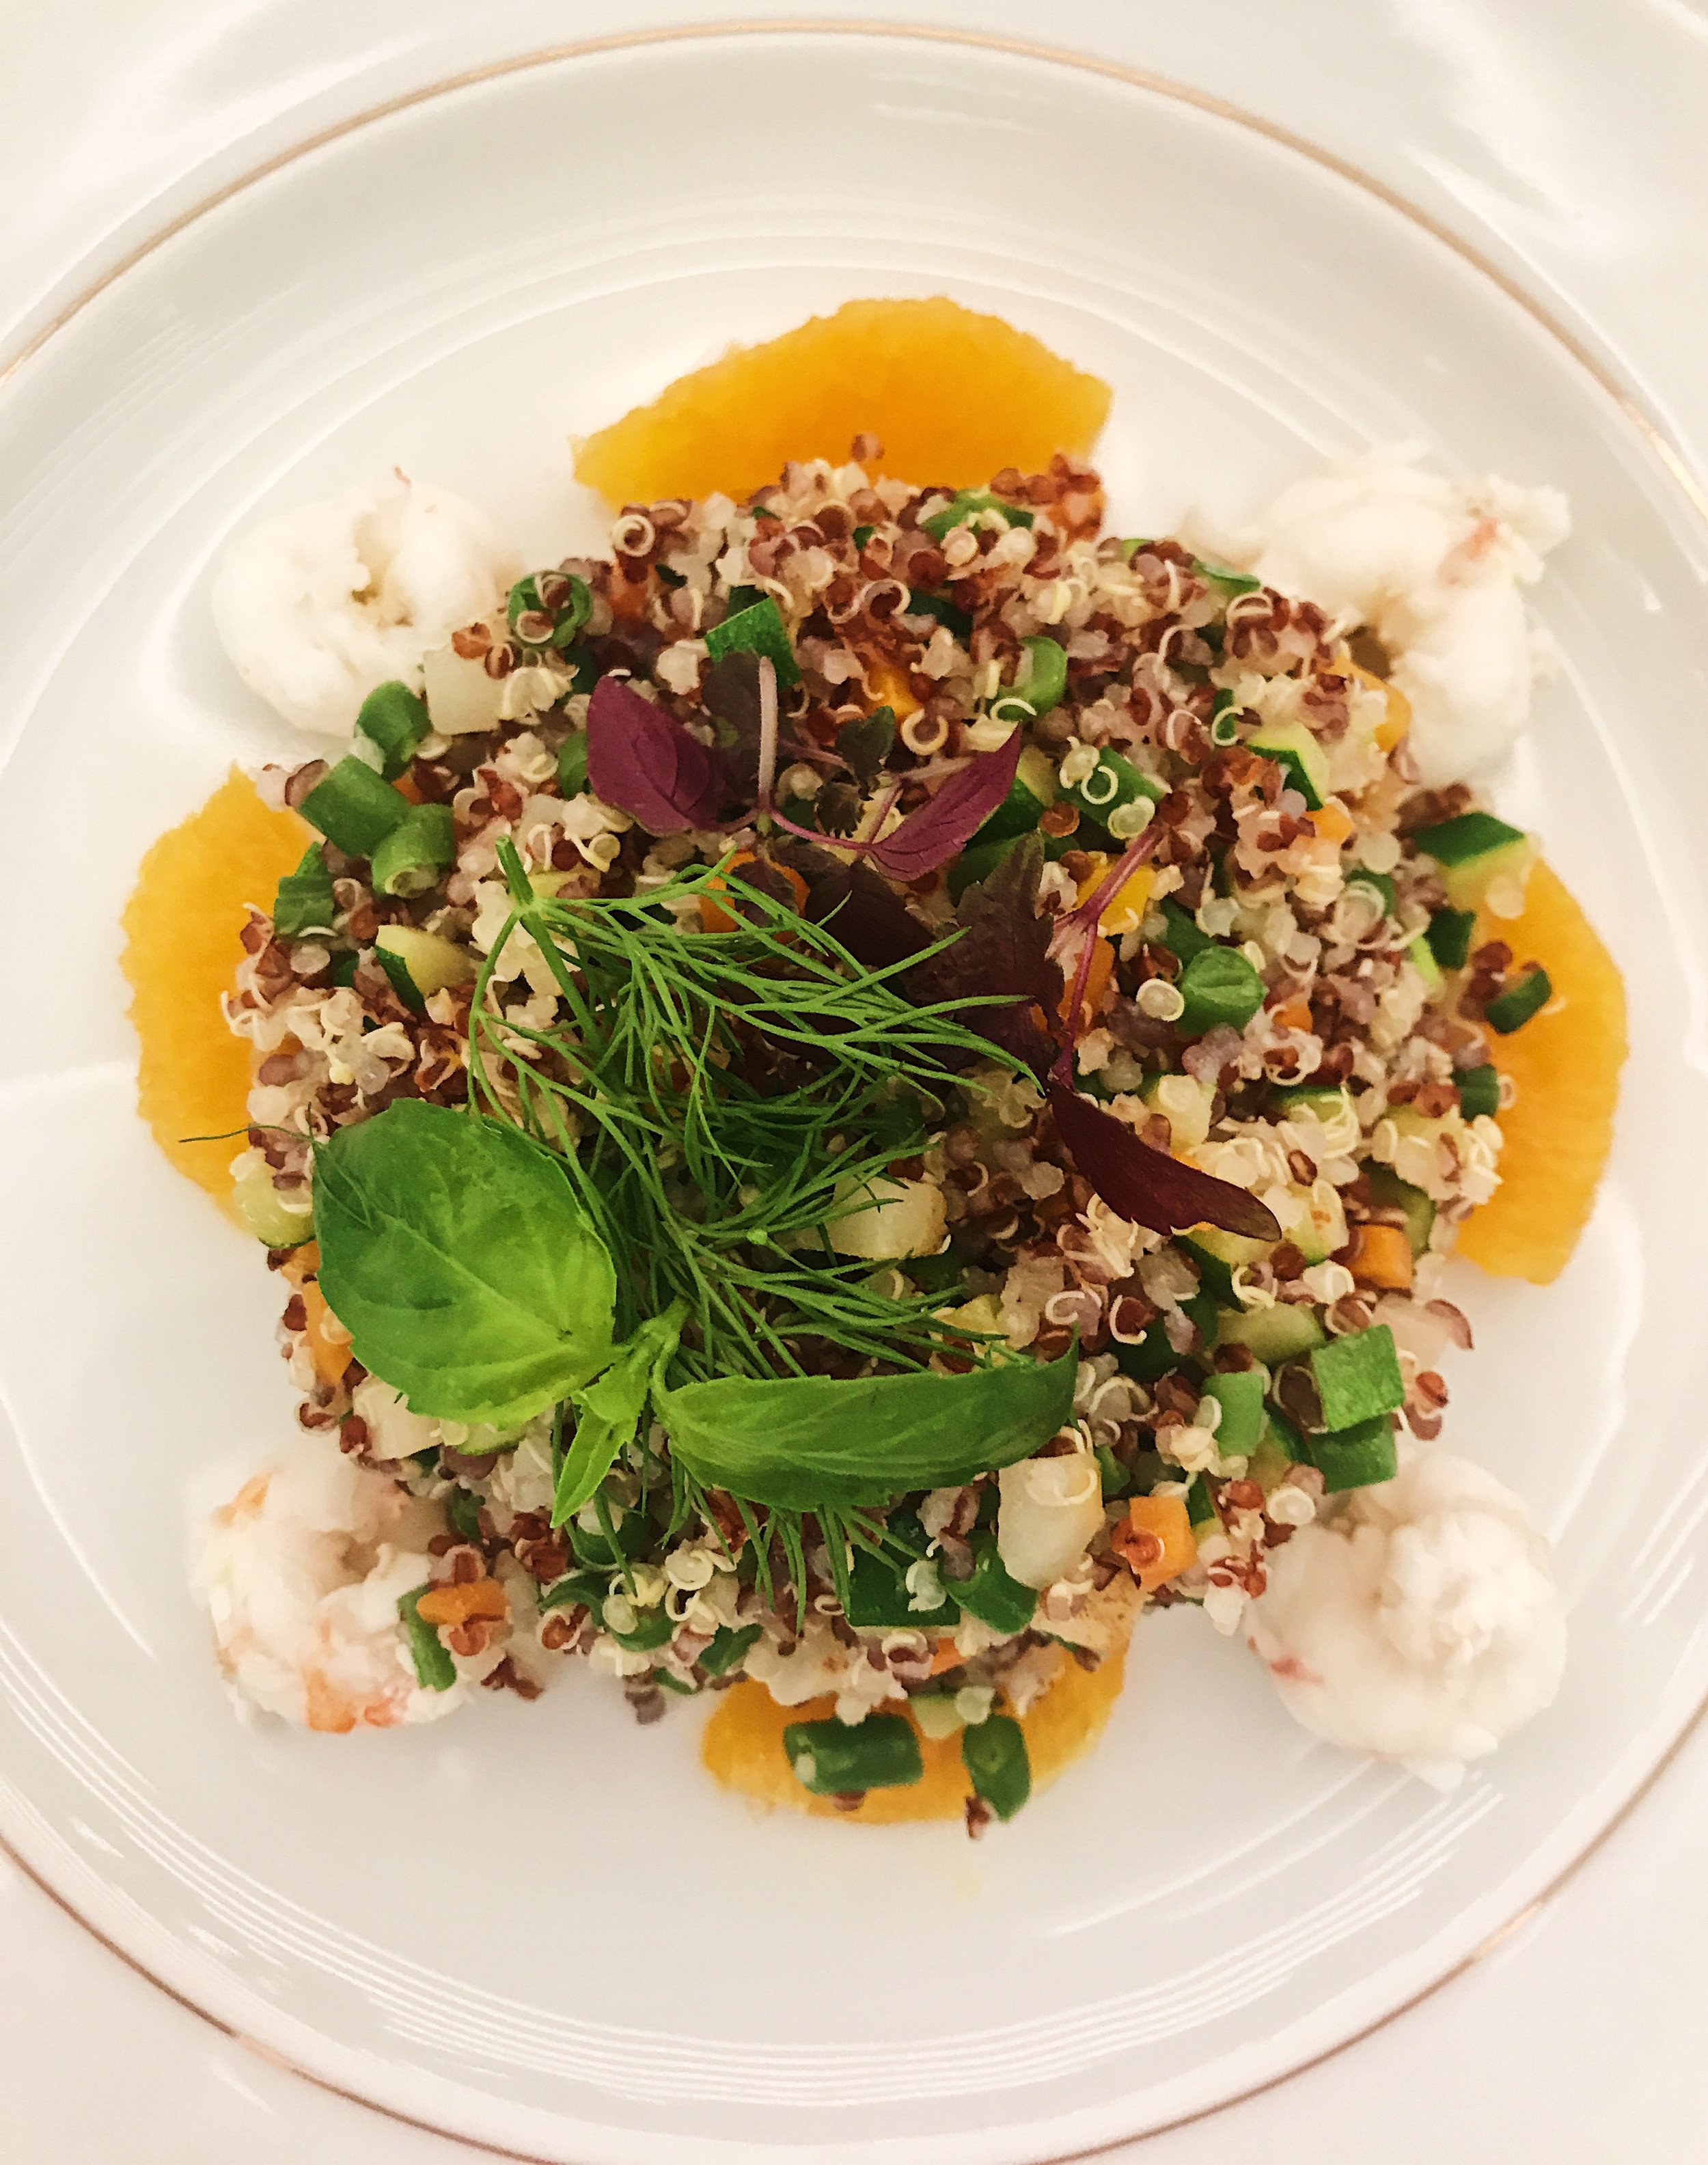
xmin=314 ymin=1100 xmax=616 ymax=1426
xmin=655 ymin=1342 xmax=1078 ymax=1511
xmin=551 ymin=1301 xmax=687 ymax=1528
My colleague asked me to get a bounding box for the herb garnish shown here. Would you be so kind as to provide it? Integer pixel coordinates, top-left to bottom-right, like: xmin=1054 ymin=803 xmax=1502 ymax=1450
xmin=313 ymin=1100 xmax=616 ymax=1425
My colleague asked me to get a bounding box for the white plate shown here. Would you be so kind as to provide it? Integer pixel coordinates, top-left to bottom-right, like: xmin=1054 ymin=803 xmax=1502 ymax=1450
xmin=2 ymin=27 xmax=1707 ymax=2164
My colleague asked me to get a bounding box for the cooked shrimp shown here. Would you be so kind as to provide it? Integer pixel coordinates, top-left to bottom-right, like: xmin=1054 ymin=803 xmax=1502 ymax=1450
xmin=1245 ymin=1446 xmax=1565 ymax=1787
xmin=212 ymin=473 xmax=519 ymax=737
xmin=1202 ymin=447 xmax=1570 ymax=788
xmin=195 ymin=1433 xmax=486 ymax=1731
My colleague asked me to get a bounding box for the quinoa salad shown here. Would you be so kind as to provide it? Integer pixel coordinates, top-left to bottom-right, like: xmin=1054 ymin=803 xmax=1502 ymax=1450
xmin=191 ymin=432 xmax=1575 ymax=1826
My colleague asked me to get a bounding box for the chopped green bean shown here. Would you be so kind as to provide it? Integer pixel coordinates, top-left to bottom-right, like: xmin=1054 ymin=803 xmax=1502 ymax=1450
xmin=961 ymin=1712 xmax=1031 ymax=1820
xmin=784 ymin=1713 xmax=924 ymax=1794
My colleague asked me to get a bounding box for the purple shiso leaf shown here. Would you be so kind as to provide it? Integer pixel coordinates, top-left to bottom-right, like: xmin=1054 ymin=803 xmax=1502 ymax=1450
xmin=586 ymin=675 xmax=723 ymax=835
xmin=1047 ymin=1081 xmax=1282 ymax=1242
xmin=864 ymin=734 xmax=1024 ymax=881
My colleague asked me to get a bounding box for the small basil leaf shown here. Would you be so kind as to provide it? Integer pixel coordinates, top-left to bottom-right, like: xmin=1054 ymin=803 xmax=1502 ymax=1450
xmin=551 ymin=1302 xmax=687 ymax=1528
xmin=654 ymin=1342 xmax=1078 ymax=1511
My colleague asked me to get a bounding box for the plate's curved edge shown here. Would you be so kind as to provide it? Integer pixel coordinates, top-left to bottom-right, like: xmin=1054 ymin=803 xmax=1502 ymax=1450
xmin=3 ymin=15 xmax=1705 ymax=536
xmin=1 ymin=20 xmax=1704 ymax=2165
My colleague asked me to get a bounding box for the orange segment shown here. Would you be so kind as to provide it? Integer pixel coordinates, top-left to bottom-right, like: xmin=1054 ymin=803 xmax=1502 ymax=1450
xmin=575 ymin=297 xmax=1111 ymax=506
xmin=1457 ymin=860 xmax=1627 ymax=1286
xmin=702 ymin=1650 xmax=1126 ymax=1823
xmin=120 ymin=769 xmax=308 ymax=1216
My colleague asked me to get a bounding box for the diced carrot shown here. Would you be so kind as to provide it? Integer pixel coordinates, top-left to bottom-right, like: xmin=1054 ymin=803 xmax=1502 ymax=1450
xmin=865 ymin=659 xmax=922 ymax=723
xmin=1058 ymin=937 xmax=1114 ymax=1025
xmin=391 ymin=770 xmax=424 ymax=805
xmin=1312 ymin=800 xmax=1353 ymax=844
xmin=929 ymin=1638 xmax=965 ymax=1674
xmin=1074 ymin=858 xmax=1154 ymax=935
xmin=1351 ymin=663 xmax=1411 ymax=751
xmin=300 ymin=1280 xmax=352 ymax=1389
xmin=1113 ymin=1495 xmax=1196 ymax=1593
xmin=1347 ymin=1220 xmax=1414 ymax=1291
xmin=1272 ymin=997 xmax=1313 ymax=1034
xmin=415 ymin=1579 xmax=510 ymax=1627
xmin=700 ymin=851 xmax=810 ymax=933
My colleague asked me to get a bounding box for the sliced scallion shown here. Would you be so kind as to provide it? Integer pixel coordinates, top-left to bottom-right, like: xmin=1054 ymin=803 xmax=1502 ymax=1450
xmin=920 ymin=489 xmax=1034 ymax=543
xmin=1485 ymin=965 xmax=1552 ymax=1034
xmin=300 ymin=756 xmax=407 ymax=858
xmin=1456 ymin=1064 xmax=1502 ymax=1119
xmin=508 ymin=570 xmax=591 ymax=651
xmin=370 ymin=801 xmax=456 ymax=898
xmin=354 ymin=680 xmax=430 ymax=780
xmin=1425 ymin=906 xmax=1476 ymax=972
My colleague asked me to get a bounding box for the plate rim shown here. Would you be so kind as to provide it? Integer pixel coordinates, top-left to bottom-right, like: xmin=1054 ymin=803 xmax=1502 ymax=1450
xmin=2 ymin=18 xmax=1704 ymax=2162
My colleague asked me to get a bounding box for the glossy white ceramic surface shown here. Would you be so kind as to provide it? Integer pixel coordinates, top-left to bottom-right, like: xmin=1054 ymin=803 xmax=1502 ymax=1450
xmin=2 ymin=20 xmax=1706 ymax=2165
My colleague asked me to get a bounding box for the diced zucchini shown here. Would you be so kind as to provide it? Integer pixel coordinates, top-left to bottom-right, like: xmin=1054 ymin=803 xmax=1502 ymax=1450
xmin=1180 ymin=1228 xmax=1269 ymax=1306
xmin=1304 ymin=1415 xmax=1399 ymax=1492
xmin=1201 ymin=1368 xmax=1265 ymax=1456
xmin=1411 ymin=812 xmax=1536 ymax=913
xmin=1061 ymin=747 xmax=1165 ymax=829
xmin=975 ymin=743 xmax=1059 ymax=846
xmin=1407 ymin=934 xmax=1444 ymax=995
xmin=1248 ymin=717 xmax=1330 ymax=810
xmin=1271 ymin=1083 xmax=1350 ymax=1124
xmin=1308 ymin=1325 xmax=1405 ymax=1429
xmin=1364 ymin=1163 xmax=1436 ymax=1257
xmin=948 ymin=835 xmax=1017 ymax=902
xmin=1215 ymin=1304 xmax=1325 ymax=1363
xmin=232 ymin=1159 xmax=314 ymax=1248
xmin=1269 ymin=1181 xmax=1341 ymax=1265
xmin=1115 ymin=1291 xmax=1218 ymax=1381
xmin=374 ymin=925 xmax=478 ymax=999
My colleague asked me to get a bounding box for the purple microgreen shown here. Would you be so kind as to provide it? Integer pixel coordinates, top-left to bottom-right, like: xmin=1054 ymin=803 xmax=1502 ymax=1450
xmin=907 ymin=832 xmax=1060 ymax=1073
xmin=775 ymin=843 xmax=936 ymax=969
xmin=1047 ymin=1082 xmax=1282 ymax=1242
xmin=585 ymin=675 xmax=722 ymax=835
xmin=1049 ymin=825 xmax=1163 ymax=1086
xmin=863 ymin=733 xmax=1024 ymax=882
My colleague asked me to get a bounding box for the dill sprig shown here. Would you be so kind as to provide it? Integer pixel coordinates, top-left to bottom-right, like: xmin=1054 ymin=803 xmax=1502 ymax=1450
xmin=466 ymin=843 xmax=1012 ymax=1392
xmin=463 ymin=844 xmax=1023 ymax=1601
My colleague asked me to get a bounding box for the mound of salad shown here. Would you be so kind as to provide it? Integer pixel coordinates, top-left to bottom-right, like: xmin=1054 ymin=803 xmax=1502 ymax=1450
xmin=193 ymin=435 xmax=1573 ymax=1827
